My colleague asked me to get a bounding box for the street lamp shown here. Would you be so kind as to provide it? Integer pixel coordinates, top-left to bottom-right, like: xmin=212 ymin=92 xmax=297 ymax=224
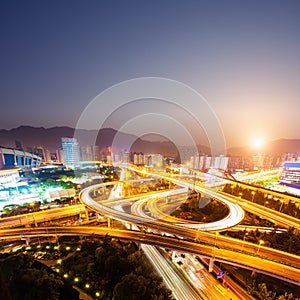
xmin=213 ymin=232 xmax=219 ymax=257
xmin=251 ymin=191 xmax=255 ymax=202
xmin=279 ymin=200 xmax=284 ymax=212
xmin=242 ymin=232 xmax=248 ymax=251
xmin=214 ymin=232 xmax=219 ymax=245
xmin=256 ymin=240 xmax=264 ymax=254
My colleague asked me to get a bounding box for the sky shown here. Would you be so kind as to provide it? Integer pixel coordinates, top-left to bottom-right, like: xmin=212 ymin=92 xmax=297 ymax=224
xmin=1 ymin=0 xmax=300 ymax=148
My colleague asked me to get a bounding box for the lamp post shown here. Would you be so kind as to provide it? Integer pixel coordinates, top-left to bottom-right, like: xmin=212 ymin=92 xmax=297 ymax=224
xmin=238 ymin=192 xmax=243 ymax=204
xmin=256 ymin=240 xmax=264 ymax=254
xmin=251 ymin=191 xmax=255 ymax=202
xmin=213 ymin=232 xmax=219 ymax=255
xmin=242 ymin=231 xmax=248 ymax=251
xmin=279 ymin=200 xmax=284 ymax=212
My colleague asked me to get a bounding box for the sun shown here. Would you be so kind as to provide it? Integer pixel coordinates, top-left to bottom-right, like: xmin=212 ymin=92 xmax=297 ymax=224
xmin=252 ymin=137 xmax=264 ymax=149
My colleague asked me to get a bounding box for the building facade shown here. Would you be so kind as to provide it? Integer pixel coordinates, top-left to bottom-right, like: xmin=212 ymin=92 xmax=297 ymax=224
xmin=0 ymin=147 xmax=42 ymax=168
xmin=280 ymin=162 xmax=300 ymax=189
xmin=61 ymin=137 xmax=80 ymax=168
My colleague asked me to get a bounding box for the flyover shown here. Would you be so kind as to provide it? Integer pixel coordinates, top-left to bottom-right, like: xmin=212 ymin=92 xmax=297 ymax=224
xmin=1 ymin=226 xmax=300 ymax=286
xmin=79 ymin=182 xmax=300 ymax=285
xmin=128 ymin=165 xmax=300 ymax=230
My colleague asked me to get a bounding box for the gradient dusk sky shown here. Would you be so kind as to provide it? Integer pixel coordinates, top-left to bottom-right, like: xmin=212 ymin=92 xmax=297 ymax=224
xmin=1 ymin=0 xmax=300 ymax=147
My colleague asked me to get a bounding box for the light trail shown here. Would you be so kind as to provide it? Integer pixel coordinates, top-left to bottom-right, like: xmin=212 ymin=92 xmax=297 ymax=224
xmin=1 ymin=226 xmax=300 ymax=286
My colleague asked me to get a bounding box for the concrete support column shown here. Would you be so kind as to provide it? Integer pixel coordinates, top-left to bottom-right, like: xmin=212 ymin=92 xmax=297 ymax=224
xmin=209 ymin=258 xmax=215 ymax=272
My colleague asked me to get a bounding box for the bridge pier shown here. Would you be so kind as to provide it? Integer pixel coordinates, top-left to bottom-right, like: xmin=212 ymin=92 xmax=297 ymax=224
xmin=55 ymin=234 xmax=59 ymax=245
xmin=80 ymin=209 xmax=89 ymax=222
xmin=96 ymin=213 xmax=102 ymax=222
xmin=137 ymin=242 xmax=142 ymax=250
xmin=25 ymin=237 xmax=30 ymax=246
xmin=85 ymin=208 xmax=90 ymax=220
xmin=208 ymin=258 xmax=215 ymax=272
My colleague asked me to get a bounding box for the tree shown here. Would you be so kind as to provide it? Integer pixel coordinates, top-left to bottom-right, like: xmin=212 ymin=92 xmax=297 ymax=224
xmin=257 ymin=283 xmax=276 ymax=300
xmin=0 ymin=253 xmax=78 ymax=300
xmin=113 ymin=273 xmax=172 ymax=300
xmin=113 ymin=273 xmax=146 ymax=300
xmin=276 ymin=293 xmax=294 ymax=300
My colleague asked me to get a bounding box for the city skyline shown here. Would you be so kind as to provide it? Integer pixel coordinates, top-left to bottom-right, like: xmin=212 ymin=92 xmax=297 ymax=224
xmin=1 ymin=2 xmax=300 ymax=297
xmin=1 ymin=1 xmax=300 ymax=148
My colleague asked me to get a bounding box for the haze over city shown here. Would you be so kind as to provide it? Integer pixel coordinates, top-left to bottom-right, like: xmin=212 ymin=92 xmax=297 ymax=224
xmin=2 ymin=2 xmax=300 ymax=300
xmin=1 ymin=1 xmax=300 ymax=148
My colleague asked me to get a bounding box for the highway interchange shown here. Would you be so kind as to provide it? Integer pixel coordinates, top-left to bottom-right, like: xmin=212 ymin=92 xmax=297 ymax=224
xmin=1 ymin=165 xmax=300 ymax=299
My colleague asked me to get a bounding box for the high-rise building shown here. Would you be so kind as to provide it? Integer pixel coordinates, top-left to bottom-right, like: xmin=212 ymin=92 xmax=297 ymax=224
xmin=190 ymin=154 xmax=213 ymax=170
xmin=61 ymin=138 xmax=80 ymax=168
xmin=56 ymin=148 xmax=64 ymax=164
xmin=93 ymin=145 xmax=101 ymax=161
xmin=203 ymin=156 xmax=212 ymax=170
xmin=106 ymin=155 xmax=112 ymax=164
xmin=178 ymin=146 xmax=197 ymax=164
xmin=190 ymin=155 xmax=199 ymax=169
xmin=121 ymin=149 xmax=130 ymax=163
xmin=80 ymin=145 xmax=93 ymax=161
xmin=113 ymin=154 xmax=120 ymax=163
xmin=44 ymin=148 xmax=51 ymax=162
xmin=212 ymin=155 xmax=229 ymax=170
xmin=145 ymin=154 xmax=163 ymax=167
xmin=133 ymin=152 xmax=144 ymax=165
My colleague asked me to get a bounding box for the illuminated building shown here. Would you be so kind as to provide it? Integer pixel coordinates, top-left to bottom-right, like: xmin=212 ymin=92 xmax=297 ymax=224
xmin=56 ymin=148 xmax=65 ymax=164
xmin=0 ymin=167 xmax=21 ymax=188
xmin=61 ymin=138 xmax=80 ymax=168
xmin=121 ymin=149 xmax=130 ymax=163
xmin=212 ymin=155 xmax=229 ymax=170
xmin=145 ymin=154 xmax=163 ymax=167
xmin=93 ymin=145 xmax=101 ymax=161
xmin=0 ymin=147 xmax=42 ymax=168
xmin=80 ymin=145 xmax=93 ymax=161
xmin=280 ymin=162 xmax=300 ymax=189
xmin=133 ymin=152 xmax=144 ymax=165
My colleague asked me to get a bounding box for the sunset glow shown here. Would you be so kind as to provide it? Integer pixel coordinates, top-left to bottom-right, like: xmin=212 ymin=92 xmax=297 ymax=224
xmin=252 ymin=137 xmax=265 ymax=149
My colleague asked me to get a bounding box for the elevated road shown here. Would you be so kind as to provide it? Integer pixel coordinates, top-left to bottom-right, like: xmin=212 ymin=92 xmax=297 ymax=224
xmin=219 ymin=191 xmax=300 ymax=230
xmin=128 ymin=165 xmax=300 ymax=230
xmin=0 ymin=204 xmax=86 ymax=228
xmin=1 ymin=226 xmax=300 ymax=286
xmin=84 ymin=183 xmax=245 ymax=232
xmin=142 ymin=245 xmax=203 ymax=300
xmin=80 ymin=184 xmax=300 ymax=285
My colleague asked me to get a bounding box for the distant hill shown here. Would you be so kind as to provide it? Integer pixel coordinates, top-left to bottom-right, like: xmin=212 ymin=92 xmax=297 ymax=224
xmin=227 ymin=139 xmax=300 ymax=156
xmin=2 ymin=126 xmax=298 ymax=158
xmin=0 ymin=126 xmax=180 ymax=157
xmin=265 ymin=139 xmax=300 ymax=154
xmin=0 ymin=126 xmax=76 ymax=151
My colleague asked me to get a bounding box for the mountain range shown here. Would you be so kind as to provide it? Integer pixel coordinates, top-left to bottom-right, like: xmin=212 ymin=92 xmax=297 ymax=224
xmin=227 ymin=139 xmax=300 ymax=156
xmin=0 ymin=126 xmax=299 ymax=157
xmin=0 ymin=126 xmax=183 ymax=157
